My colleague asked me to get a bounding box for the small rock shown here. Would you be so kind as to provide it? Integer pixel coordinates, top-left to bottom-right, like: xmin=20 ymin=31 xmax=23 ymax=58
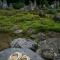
xmin=10 ymin=38 xmax=38 ymax=52
xmin=27 ymin=28 xmax=36 ymax=34
xmin=11 ymin=25 xmax=23 ymax=34
xmin=37 ymin=38 xmax=54 ymax=59
xmin=13 ymin=29 xmax=23 ymax=34
xmin=0 ymin=48 xmax=44 ymax=60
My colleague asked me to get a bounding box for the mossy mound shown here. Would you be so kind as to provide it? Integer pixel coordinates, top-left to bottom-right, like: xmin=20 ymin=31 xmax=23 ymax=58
xmin=0 ymin=10 xmax=60 ymax=32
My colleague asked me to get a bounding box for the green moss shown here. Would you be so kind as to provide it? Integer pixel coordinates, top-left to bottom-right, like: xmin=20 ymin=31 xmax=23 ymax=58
xmin=0 ymin=10 xmax=60 ymax=32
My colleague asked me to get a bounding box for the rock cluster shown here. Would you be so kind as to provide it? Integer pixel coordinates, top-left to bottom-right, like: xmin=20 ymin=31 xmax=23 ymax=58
xmin=0 ymin=37 xmax=44 ymax=60
xmin=0 ymin=31 xmax=60 ymax=60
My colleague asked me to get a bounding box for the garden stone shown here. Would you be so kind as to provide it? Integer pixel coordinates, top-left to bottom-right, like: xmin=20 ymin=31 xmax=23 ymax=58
xmin=37 ymin=32 xmax=46 ymax=41
xmin=0 ymin=48 xmax=44 ymax=60
xmin=11 ymin=25 xmax=23 ymax=34
xmin=37 ymin=38 xmax=54 ymax=59
xmin=38 ymin=38 xmax=60 ymax=59
xmin=10 ymin=38 xmax=38 ymax=52
xmin=13 ymin=29 xmax=23 ymax=34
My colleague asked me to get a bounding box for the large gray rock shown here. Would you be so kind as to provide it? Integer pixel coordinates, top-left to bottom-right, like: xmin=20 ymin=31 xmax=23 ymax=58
xmin=10 ymin=38 xmax=38 ymax=51
xmin=37 ymin=38 xmax=60 ymax=59
xmin=0 ymin=48 xmax=44 ymax=60
xmin=37 ymin=39 xmax=54 ymax=59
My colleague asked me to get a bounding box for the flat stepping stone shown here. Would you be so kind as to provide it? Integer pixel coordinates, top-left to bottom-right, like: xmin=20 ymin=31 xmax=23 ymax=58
xmin=0 ymin=48 xmax=44 ymax=60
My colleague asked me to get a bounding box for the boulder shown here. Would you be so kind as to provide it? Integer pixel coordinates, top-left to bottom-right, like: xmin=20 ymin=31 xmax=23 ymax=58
xmin=0 ymin=48 xmax=44 ymax=60
xmin=37 ymin=38 xmax=60 ymax=59
xmin=10 ymin=38 xmax=38 ymax=52
xmin=37 ymin=38 xmax=54 ymax=59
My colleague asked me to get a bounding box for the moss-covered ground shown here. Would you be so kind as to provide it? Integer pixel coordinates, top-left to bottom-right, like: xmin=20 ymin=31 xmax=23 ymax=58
xmin=0 ymin=10 xmax=60 ymax=32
